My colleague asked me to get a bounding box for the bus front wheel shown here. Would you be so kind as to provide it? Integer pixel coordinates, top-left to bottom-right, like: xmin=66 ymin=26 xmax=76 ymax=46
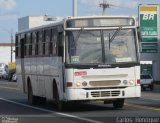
xmin=113 ymin=99 xmax=124 ymax=109
xmin=54 ymin=86 xmax=65 ymax=111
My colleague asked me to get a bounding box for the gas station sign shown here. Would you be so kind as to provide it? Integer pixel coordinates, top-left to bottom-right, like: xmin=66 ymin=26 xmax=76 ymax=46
xmin=139 ymin=6 xmax=158 ymax=36
xmin=139 ymin=5 xmax=159 ymax=53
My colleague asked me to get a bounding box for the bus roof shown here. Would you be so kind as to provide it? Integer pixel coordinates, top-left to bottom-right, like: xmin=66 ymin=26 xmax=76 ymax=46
xmin=16 ymin=18 xmax=66 ymax=34
xmin=16 ymin=16 xmax=136 ymax=34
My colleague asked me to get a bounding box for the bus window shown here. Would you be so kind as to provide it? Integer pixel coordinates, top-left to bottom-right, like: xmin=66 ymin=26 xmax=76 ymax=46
xmin=15 ymin=35 xmax=19 ymax=57
xmin=58 ymin=32 xmax=63 ymax=57
xmin=51 ymin=28 xmax=58 ymax=56
xmin=24 ymin=34 xmax=27 ymax=56
xmin=49 ymin=29 xmax=53 ymax=56
xmin=38 ymin=31 xmax=43 ymax=55
xmin=45 ymin=29 xmax=51 ymax=55
xmin=45 ymin=29 xmax=51 ymax=42
xmin=29 ymin=33 xmax=32 ymax=56
xmin=20 ymin=38 xmax=24 ymax=58
xmin=32 ymin=32 xmax=36 ymax=56
xmin=43 ymin=42 xmax=46 ymax=55
xmin=26 ymin=33 xmax=31 ymax=57
xmin=35 ymin=32 xmax=39 ymax=56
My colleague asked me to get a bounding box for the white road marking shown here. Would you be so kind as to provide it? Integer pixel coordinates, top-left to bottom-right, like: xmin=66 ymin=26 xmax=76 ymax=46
xmin=0 ymin=97 xmax=103 ymax=123
xmin=0 ymin=86 xmax=18 ymax=90
xmin=0 ymin=115 xmax=57 ymax=117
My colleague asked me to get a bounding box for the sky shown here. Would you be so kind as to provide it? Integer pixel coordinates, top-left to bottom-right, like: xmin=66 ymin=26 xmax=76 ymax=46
xmin=0 ymin=0 xmax=159 ymax=42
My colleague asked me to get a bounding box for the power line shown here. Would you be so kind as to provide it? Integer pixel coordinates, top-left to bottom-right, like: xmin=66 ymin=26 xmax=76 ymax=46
xmin=99 ymin=0 xmax=110 ymax=15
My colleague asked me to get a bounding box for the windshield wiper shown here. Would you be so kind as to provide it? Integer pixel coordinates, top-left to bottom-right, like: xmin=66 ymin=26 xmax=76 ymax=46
xmin=108 ymin=26 xmax=122 ymax=50
xmin=110 ymin=26 xmax=122 ymax=43
xmin=74 ymin=27 xmax=84 ymax=45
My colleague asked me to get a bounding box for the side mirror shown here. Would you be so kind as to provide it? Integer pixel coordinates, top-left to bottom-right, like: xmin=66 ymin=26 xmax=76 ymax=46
xmin=137 ymin=27 xmax=142 ymax=42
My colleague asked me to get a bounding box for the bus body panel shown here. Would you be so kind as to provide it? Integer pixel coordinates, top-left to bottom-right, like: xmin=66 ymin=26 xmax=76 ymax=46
xmin=64 ymin=66 xmax=140 ymax=101
xmin=17 ymin=57 xmax=63 ymax=99
xmin=16 ymin=59 xmax=22 ymax=90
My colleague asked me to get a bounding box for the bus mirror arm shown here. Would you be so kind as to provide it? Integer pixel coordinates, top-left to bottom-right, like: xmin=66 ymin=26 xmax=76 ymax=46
xmin=137 ymin=26 xmax=142 ymax=42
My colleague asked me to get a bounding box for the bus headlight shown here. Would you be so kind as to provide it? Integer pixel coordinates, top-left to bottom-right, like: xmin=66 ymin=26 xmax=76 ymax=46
xmin=129 ymin=80 xmax=134 ymax=85
xmin=76 ymin=82 xmax=81 ymax=87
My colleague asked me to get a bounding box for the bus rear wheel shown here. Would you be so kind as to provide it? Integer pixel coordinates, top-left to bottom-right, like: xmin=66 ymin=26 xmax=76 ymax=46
xmin=113 ymin=99 xmax=124 ymax=109
xmin=28 ymin=82 xmax=38 ymax=105
xmin=150 ymin=84 xmax=154 ymax=91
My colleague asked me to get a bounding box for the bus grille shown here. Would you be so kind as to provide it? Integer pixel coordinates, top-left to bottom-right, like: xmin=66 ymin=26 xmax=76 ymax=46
xmin=89 ymin=80 xmax=121 ymax=87
xmin=91 ymin=91 xmax=120 ymax=97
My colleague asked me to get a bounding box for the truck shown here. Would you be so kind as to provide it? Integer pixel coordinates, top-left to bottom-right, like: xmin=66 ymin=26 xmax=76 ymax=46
xmin=8 ymin=62 xmax=16 ymax=81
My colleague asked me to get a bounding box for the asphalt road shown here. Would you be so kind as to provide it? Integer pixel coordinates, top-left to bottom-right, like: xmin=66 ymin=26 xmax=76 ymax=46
xmin=0 ymin=80 xmax=160 ymax=123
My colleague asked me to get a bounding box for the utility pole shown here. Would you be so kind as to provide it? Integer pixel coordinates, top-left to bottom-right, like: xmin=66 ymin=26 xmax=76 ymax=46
xmin=10 ymin=29 xmax=13 ymax=63
xmin=99 ymin=0 xmax=110 ymax=15
xmin=73 ymin=0 xmax=77 ymax=16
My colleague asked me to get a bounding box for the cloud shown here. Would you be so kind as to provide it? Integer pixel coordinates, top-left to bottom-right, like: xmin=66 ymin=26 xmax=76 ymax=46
xmin=0 ymin=0 xmax=16 ymax=10
xmin=0 ymin=0 xmax=17 ymax=20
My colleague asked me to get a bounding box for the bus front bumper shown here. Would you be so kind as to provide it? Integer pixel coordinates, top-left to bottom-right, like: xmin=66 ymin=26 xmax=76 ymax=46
xmin=64 ymin=86 xmax=141 ymax=101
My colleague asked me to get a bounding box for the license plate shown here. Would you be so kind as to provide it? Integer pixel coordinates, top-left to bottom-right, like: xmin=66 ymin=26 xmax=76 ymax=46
xmin=143 ymin=85 xmax=148 ymax=87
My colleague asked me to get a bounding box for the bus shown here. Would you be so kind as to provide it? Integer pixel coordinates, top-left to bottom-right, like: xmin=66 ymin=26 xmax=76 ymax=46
xmin=16 ymin=16 xmax=141 ymax=110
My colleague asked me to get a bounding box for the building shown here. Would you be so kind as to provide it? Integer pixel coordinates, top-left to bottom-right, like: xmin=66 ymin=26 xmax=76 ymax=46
xmin=18 ymin=16 xmax=65 ymax=31
xmin=139 ymin=4 xmax=160 ymax=81
xmin=0 ymin=43 xmax=15 ymax=65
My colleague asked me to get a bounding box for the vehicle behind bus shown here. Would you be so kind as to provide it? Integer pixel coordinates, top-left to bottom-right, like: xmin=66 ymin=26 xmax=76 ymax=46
xmin=0 ymin=63 xmax=8 ymax=80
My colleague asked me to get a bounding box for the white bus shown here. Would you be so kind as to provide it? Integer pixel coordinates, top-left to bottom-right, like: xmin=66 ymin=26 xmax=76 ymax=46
xmin=16 ymin=16 xmax=141 ymax=110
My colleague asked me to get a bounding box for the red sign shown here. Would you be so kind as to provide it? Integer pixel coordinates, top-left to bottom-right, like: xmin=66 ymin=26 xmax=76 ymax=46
xmin=75 ymin=71 xmax=87 ymax=76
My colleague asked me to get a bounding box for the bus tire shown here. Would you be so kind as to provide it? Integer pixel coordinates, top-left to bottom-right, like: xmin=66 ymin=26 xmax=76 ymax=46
xmin=54 ymin=86 xmax=65 ymax=111
xmin=150 ymin=84 xmax=154 ymax=91
xmin=28 ymin=82 xmax=38 ymax=105
xmin=40 ymin=97 xmax=46 ymax=104
xmin=142 ymin=87 xmax=146 ymax=91
xmin=113 ymin=99 xmax=124 ymax=109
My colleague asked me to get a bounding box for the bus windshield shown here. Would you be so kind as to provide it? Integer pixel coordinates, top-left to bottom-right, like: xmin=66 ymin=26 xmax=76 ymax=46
xmin=66 ymin=28 xmax=138 ymax=66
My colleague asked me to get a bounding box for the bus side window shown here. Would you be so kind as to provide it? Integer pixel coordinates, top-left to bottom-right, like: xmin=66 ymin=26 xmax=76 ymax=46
xmin=24 ymin=34 xmax=26 ymax=57
xmin=26 ymin=33 xmax=30 ymax=57
xmin=49 ymin=29 xmax=53 ymax=56
xmin=39 ymin=31 xmax=43 ymax=56
xmin=32 ymin=32 xmax=36 ymax=56
xmin=15 ymin=35 xmax=19 ymax=58
xmin=43 ymin=30 xmax=46 ymax=55
xmin=45 ymin=29 xmax=51 ymax=56
xmin=51 ymin=28 xmax=58 ymax=56
xmin=29 ymin=33 xmax=32 ymax=56
xmin=35 ymin=32 xmax=39 ymax=56
xmin=58 ymin=32 xmax=63 ymax=57
xmin=20 ymin=38 xmax=25 ymax=58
